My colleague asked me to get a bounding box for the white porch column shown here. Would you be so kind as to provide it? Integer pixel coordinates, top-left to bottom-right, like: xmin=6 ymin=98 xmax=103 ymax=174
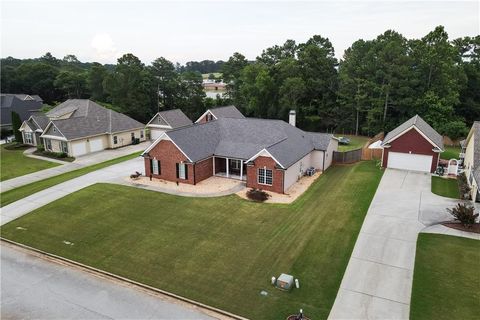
xmin=212 ymin=156 xmax=215 ymax=176
xmin=240 ymin=160 xmax=243 ymax=180
xmin=226 ymin=157 xmax=229 ymax=178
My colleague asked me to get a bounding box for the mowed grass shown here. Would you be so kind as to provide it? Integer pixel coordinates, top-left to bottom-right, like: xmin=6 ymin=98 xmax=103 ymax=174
xmin=0 ymin=144 xmax=59 ymax=181
xmin=0 ymin=152 xmax=140 ymax=207
xmin=1 ymin=161 xmax=383 ymax=319
xmin=411 ymin=234 xmax=480 ymax=320
xmin=336 ymin=135 xmax=370 ymax=151
xmin=431 ymin=176 xmax=460 ymax=199
xmin=441 ymin=145 xmax=461 ymax=160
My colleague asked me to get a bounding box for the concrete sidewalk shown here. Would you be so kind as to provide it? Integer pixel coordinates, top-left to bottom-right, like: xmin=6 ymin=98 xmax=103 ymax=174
xmin=1 ymin=142 xmax=148 ymax=192
xmin=328 ymin=169 xmax=458 ymax=320
xmin=422 ymin=224 xmax=480 ymax=240
xmin=1 ymin=242 xmax=216 ymax=319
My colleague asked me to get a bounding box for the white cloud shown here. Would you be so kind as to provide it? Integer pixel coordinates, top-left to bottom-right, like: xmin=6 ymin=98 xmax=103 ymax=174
xmin=90 ymin=33 xmax=118 ymax=61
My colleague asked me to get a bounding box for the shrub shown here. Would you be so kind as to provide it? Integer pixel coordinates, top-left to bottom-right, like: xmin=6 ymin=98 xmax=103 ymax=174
xmin=447 ymin=203 xmax=478 ymax=227
xmin=4 ymin=143 xmax=29 ymax=150
xmin=457 ymin=173 xmax=471 ymax=200
xmin=36 ymin=144 xmax=45 ymax=152
xmin=246 ymin=188 xmax=271 ymax=202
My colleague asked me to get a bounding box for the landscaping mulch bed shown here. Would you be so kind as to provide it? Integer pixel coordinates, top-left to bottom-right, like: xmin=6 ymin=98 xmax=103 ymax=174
xmin=33 ymin=150 xmax=75 ymax=162
xmin=442 ymin=222 xmax=480 ymax=234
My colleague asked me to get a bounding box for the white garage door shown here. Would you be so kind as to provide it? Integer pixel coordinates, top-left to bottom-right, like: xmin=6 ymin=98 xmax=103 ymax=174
xmin=89 ymin=138 xmax=103 ymax=152
xmin=150 ymin=129 xmax=166 ymax=141
xmin=387 ymin=152 xmax=432 ymax=172
xmin=72 ymin=142 xmax=87 ymax=156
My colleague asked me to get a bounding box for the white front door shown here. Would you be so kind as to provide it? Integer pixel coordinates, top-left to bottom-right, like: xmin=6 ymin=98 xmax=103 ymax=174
xmin=387 ymin=152 xmax=433 ymax=172
xmin=89 ymin=138 xmax=103 ymax=152
xmin=72 ymin=142 xmax=87 ymax=156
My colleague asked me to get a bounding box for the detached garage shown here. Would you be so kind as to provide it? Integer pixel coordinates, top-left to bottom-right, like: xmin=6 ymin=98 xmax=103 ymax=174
xmin=381 ymin=115 xmax=444 ymax=173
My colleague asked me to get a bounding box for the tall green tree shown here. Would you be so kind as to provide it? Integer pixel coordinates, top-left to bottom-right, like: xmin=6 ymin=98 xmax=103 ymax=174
xmin=11 ymin=111 xmax=22 ymax=142
xmin=149 ymin=57 xmax=179 ymax=110
xmin=87 ymin=63 xmax=109 ymax=102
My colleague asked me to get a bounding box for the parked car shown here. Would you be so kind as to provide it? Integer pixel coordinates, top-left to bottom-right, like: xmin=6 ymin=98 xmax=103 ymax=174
xmin=338 ymin=137 xmax=351 ymax=145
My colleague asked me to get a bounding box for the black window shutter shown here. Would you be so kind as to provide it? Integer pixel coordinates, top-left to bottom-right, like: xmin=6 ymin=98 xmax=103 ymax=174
xmin=176 ymin=163 xmax=179 ymax=178
xmin=185 ymin=165 xmax=188 ymax=180
xmin=158 ymin=160 xmax=161 ymax=175
xmin=150 ymin=159 xmax=154 ymax=174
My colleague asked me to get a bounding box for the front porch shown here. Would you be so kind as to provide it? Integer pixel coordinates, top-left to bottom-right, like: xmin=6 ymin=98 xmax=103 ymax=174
xmin=213 ymin=156 xmax=247 ymax=181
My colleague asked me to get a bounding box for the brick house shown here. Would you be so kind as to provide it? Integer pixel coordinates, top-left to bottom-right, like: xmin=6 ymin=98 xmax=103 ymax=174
xmin=381 ymin=115 xmax=444 ymax=173
xmin=142 ymin=111 xmax=338 ymax=194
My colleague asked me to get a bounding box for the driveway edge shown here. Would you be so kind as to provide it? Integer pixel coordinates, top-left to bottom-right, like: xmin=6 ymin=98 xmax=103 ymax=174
xmin=1 ymin=238 xmax=248 ymax=320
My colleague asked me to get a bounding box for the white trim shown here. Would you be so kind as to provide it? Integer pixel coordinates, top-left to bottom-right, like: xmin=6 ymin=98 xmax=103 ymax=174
xmin=40 ymin=134 xmax=68 ymax=141
xmin=257 ymin=166 xmax=273 ymax=186
xmin=40 ymin=122 xmax=67 ymax=140
xmin=147 ymin=124 xmax=173 ymax=129
xmin=145 ymin=112 xmax=172 ymax=128
xmin=195 ymin=110 xmax=217 ymax=123
xmin=141 ymin=132 xmax=193 ymax=162
xmin=19 ymin=121 xmax=31 ymax=132
xmin=246 ymin=148 xmax=285 ymax=169
xmin=383 ymin=125 xmax=444 ymax=152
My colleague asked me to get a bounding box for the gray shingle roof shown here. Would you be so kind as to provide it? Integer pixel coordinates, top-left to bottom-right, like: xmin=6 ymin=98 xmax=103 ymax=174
xmin=381 ymin=115 xmax=444 ymax=150
xmin=210 ymin=106 xmax=245 ymax=119
xmin=0 ymin=94 xmax=43 ymax=125
xmin=30 ymin=112 xmax=49 ymax=130
xmin=152 ymin=109 xmax=192 ymax=128
xmin=42 ymin=99 xmax=144 ymax=140
xmin=151 ymin=118 xmax=334 ymax=168
xmin=471 ymin=122 xmax=480 ymax=171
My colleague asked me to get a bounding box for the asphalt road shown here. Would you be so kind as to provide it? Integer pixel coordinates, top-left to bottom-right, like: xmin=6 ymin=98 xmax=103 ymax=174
xmin=1 ymin=243 xmax=215 ymax=319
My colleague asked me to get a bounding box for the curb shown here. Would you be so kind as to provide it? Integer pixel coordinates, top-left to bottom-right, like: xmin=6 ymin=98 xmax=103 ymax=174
xmin=1 ymin=238 xmax=248 ymax=320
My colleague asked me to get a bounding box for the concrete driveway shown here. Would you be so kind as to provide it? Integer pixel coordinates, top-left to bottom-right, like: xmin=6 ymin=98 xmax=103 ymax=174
xmin=1 ymin=242 xmax=215 ymax=319
xmin=328 ymin=169 xmax=458 ymax=320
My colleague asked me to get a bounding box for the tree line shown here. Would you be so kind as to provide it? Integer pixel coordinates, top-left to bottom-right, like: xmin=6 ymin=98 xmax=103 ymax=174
xmin=1 ymin=25 xmax=478 ymax=138
xmin=222 ymin=26 xmax=479 ymax=139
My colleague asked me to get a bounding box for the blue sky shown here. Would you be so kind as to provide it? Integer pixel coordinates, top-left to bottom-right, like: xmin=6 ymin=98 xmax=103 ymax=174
xmin=1 ymin=1 xmax=478 ymax=64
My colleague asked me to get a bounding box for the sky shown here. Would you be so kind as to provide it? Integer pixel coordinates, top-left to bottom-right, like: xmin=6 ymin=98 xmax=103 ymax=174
xmin=1 ymin=0 xmax=479 ymax=65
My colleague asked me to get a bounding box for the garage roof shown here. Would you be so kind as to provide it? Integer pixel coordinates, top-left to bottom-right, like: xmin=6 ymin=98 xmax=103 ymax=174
xmin=381 ymin=115 xmax=444 ymax=150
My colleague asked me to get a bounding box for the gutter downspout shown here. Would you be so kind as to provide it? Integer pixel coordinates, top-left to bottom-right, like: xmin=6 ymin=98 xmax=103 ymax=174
xmin=323 ymin=151 xmax=326 ymax=172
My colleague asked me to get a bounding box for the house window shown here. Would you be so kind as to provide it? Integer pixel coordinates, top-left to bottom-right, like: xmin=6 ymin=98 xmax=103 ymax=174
xmin=113 ymin=136 xmax=118 ymax=144
xmin=53 ymin=126 xmax=57 ymax=133
xmin=140 ymin=130 xmax=144 ymax=139
xmin=258 ymin=167 xmax=273 ymax=185
xmin=176 ymin=162 xmax=188 ymax=180
xmin=60 ymin=141 xmax=68 ymax=153
xmin=151 ymin=159 xmax=160 ymax=175
xmin=45 ymin=139 xmax=52 ymax=151
xmin=24 ymin=132 xmax=33 ymax=144
xmin=231 ymin=159 xmax=241 ymax=170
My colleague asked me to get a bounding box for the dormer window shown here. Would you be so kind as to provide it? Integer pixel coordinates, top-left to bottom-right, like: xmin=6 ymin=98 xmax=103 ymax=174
xmin=53 ymin=126 xmax=57 ymax=132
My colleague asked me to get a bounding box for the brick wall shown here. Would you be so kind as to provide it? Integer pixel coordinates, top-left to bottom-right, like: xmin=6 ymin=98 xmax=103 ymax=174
xmin=246 ymin=156 xmax=284 ymax=193
xmin=194 ymin=157 xmax=213 ymax=184
xmin=144 ymin=140 xmax=194 ymax=184
xmin=382 ymin=128 xmax=439 ymax=173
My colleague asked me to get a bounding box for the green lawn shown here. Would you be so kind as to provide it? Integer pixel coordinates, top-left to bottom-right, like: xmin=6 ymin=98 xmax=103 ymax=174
xmin=411 ymin=234 xmax=480 ymax=320
xmin=431 ymin=176 xmax=460 ymax=199
xmin=336 ymin=135 xmax=370 ymax=151
xmin=0 ymin=152 xmax=140 ymax=207
xmin=441 ymin=145 xmax=461 ymax=160
xmin=1 ymin=144 xmax=60 ymax=181
xmin=1 ymin=161 xmax=383 ymax=319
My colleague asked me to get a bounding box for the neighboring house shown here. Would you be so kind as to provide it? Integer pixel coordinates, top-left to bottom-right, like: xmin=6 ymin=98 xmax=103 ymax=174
xmin=142 ymin=111 xmax=338 ymax=194
xmin=462 ymin=121 xmax=480 ymax=202
xmin=195 ymin=105 xmax=245 ymax=123
xmin=18 ymin=111 xmax=50 ymax=146
xmin=0 ymin=94 xmax=43 ymax=130
xmin=145 ymin=109 xmax=192 ymax=141
xmin=381 ymin=115 xmax=444 ymax=173
xmin=19 ymin=99 xmax=145 ymax=157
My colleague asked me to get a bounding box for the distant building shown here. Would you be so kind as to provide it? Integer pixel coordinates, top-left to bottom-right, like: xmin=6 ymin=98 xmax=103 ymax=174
xmin=0 ymin=94 xmax=43 ymax=130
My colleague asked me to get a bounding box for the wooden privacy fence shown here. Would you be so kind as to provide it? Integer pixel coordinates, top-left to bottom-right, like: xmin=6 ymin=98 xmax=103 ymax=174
xmin=333 ymin=148 xmax=362 ymax=164
xmin=361 ymin=148 xmax=383 ymax=161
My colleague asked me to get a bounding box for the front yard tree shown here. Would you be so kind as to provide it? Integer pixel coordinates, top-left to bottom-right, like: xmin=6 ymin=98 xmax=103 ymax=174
xmin=11 ymin=111 xmax=22 ymax=142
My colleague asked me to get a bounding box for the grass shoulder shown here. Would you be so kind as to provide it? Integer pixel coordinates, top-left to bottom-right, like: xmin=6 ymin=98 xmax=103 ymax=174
xmin=1 ymin=144 xmax=60 ymax=181
xmin=336 ymin=135 xmax=370 ymax=152
xmin=1 ymin=161 xmax=383 ymax=319
xmin=0 ymin=152 xmax=140 ymax=207
xmin=410 ymin=233 xmax=480 ymax=320
xmin=431 ymin=176 xmax=460 ymax=199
